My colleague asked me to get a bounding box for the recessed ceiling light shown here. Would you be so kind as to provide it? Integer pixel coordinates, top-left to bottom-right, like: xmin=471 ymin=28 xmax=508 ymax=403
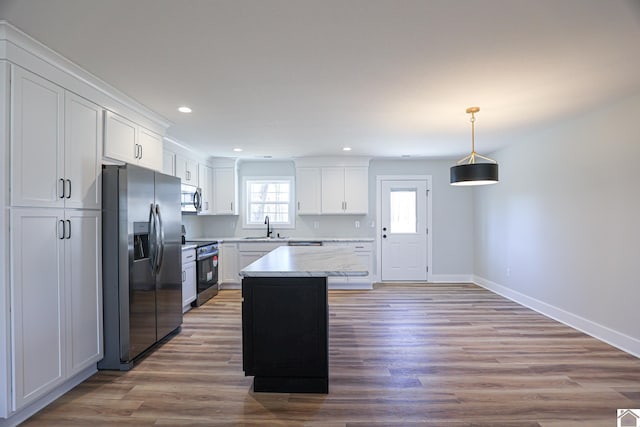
xmin=233 ymin=148 xmax=243 ymax=152
xmin=342 ymin=147 xmax=352 ymax=151
xmin=178 ymin=106 xmax=192 ymax=113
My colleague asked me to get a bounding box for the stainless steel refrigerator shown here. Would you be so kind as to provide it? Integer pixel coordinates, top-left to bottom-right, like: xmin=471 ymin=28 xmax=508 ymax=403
xmin=99 ymin=164 xmax=182 ymax=370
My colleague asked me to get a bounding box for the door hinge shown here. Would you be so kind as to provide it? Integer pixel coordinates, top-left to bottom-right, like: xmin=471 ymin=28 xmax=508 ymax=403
xmin=426 ymin=266 xmax=429 ymax=272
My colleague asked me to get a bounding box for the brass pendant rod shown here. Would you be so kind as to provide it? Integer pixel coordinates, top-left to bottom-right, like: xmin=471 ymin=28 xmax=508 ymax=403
xmin=455 ymin=106 xmax=497 ymax=165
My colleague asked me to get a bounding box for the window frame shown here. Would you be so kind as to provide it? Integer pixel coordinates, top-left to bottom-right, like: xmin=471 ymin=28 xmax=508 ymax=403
xmin=242 ymin=176 xmax=296 ymax=229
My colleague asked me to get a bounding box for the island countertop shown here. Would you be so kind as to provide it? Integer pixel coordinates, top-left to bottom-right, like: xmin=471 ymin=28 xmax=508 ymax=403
xmin=239 ymin=246 xmax=368 ymax=278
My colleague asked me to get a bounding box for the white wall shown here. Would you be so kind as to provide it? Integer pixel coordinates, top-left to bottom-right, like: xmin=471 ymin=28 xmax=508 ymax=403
xmin=369 ymin=159 xmax=474 ymax=276
xmin=474 ymin=91 xmax=640 ymax=355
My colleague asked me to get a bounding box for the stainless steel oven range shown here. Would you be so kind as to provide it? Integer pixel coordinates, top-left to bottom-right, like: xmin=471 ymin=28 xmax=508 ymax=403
xmin=186 ymin=241 xmax=219 ymax=306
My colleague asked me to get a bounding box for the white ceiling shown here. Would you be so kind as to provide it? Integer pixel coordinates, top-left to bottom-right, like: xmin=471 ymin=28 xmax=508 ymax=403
xmin=1 ymin=0 xmax=639 ymax=160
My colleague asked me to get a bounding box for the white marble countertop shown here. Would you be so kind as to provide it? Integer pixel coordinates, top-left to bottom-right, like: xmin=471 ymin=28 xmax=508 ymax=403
xmin=240 ymin=246 xmax=369 ymax=277
xmin=181 ymin=244 xmax=197 ymax=251
xmin=187 ymin=237 xmax=374 ymax=243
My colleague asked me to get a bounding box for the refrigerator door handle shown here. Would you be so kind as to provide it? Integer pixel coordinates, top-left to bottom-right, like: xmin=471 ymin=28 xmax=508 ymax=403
xmin=148 ymin=203 xmax=157 ymax=272
xmin=155 ymin=204 xmax=165 ymax=273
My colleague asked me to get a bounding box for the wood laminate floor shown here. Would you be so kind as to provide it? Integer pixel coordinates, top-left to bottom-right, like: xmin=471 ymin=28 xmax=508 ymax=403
xmin=24 ymin=283 xmax=640 ymax=426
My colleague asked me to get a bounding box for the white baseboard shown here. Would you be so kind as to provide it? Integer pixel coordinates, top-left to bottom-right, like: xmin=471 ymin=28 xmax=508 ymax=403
xmin=473 ymin=275 xmax=640 ymax=358
xmin=0 ymin=365 xmax=96 ymax=427
xmin=430 ymin=274 xmax=473 ymax=283
xmin=219 ymin=282 xmax=240 ymax=290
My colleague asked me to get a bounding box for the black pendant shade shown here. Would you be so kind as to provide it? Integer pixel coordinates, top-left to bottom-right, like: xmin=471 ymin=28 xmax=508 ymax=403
xmin=450 ymin=106 xmax=499 ymax=186
xmin=450 ymin=163 xmax=499 ymax=186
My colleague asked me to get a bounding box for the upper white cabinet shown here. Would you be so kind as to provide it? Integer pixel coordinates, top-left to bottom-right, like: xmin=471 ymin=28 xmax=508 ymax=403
xmin=321 ymin=167 xmax=368 ymax=214
xmin=104 ymin=111 xmax=163 ymax=172
xmin=10 ymin=66 xmax=64 ymax=208
xmin=103 ymin=111 xmax=136 ymax=164
xmin=136 ymin=127 xmax=163 ymax=171
xmin=213 ymin=167 xmax=238 ymax=215
xmin=175 ymin=154 xmax=198 ymax=185
xmin=198 ymin=163 xmax=213 ymax=215
xmin=64 ymin=93 xmax=103 ymax=210
xmin=295 ymin=158 xmax=369 ymax=215
xmin=342 ymin=167 xmax=369 ymax=214
xmin=10 ymin=66 xmax=102 ymax=210
xmin=296 ymin=167 xmax=322 ymax=215
xmin=163 ymin=150 xmax=176 ymax=176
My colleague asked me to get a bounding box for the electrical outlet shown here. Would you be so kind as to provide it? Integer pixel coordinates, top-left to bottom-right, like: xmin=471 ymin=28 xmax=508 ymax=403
xmin=355 ymin=220 xmax=360 ymax=228
xmin=370 ymin=220 xmax=375 ymax=228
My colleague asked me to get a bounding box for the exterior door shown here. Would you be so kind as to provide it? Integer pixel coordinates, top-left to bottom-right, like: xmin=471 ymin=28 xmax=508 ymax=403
xmin=380 ymin=179 xmax=428 ymax=281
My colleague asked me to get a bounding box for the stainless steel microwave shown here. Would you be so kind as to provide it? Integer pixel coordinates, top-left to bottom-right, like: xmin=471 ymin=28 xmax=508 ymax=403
xmin=181 ymin=184 xmax=202 ymax=214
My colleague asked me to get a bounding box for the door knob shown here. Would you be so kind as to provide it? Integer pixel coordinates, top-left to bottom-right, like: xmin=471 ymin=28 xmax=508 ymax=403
xmin=383 ymin=234 xmax=387 ymax=238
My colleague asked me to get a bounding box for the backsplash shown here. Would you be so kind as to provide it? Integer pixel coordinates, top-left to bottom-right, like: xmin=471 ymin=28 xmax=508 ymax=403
xmin=181 ymin=213 xmax=375 ymax=239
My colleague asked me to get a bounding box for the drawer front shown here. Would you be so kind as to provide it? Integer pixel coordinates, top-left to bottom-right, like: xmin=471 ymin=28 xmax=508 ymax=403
xmin=238 ymin=242 xmax=285 ymax=252
xmin=182 ymin=248 xmax=196 ymax=264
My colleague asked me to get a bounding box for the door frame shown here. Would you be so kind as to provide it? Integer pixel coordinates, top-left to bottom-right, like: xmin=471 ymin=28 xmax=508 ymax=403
xmin=376 ymin=175 xmax=433 ymax=283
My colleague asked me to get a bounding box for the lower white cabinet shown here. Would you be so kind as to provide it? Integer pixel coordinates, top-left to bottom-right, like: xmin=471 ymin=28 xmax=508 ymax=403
xmin=182 ymin=248 xmax=196 ymax=312
xmin=325 ymin=241 xmax=374 ymax=288
xmin=10 ymin=208 xmax=101 ymax=410
xmin=219 ymin=243 xmax=239 ymax=286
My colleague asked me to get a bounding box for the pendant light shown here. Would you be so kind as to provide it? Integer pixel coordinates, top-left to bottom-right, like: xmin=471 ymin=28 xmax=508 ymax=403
xmin=450 ymin=107 xmax=499 ymax=186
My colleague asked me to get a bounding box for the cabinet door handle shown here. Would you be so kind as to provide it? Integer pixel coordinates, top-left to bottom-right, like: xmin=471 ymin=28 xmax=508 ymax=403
xmin=58 ymin=220 xmax=65 ymax=239
xmin=298 ymin=201 xmax=300 ymax=211
xmin=59 ymin=178 xmax=65 ymax=198
xmin=182 ymin=271 xmax=186 ymax=281
xmin=139 ymin=144 xmax=143 ymax=159
xmin=230 ymin=202 xmax=233 ymax=211
xmin=66 ymin=219 xmax=71 ymax=239
xmin=134 ymin=144 xmax=138 ymax=159
xmin=66 ymin=179 xmax=71 ymax=199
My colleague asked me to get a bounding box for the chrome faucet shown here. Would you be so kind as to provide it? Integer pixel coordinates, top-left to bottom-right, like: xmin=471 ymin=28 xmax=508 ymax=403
xmin=264 ymin=215 xmax=272 ymax=238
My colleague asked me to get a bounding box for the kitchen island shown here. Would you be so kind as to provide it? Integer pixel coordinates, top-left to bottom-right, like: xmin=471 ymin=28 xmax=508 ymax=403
xmin=239 ymin=246 xmax=368 ymax=393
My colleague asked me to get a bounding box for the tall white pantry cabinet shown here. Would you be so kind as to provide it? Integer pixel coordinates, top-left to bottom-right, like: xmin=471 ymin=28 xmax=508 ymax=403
xmin=6 ymin=64 xmax=103 ymax=413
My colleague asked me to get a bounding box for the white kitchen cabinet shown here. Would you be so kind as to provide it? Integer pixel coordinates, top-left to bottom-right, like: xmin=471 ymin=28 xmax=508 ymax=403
xmin=10 ymin=208 xmax=101 ymax=410
xmin=64 ymin=92 xmax=103 ymax=210
xmin=296 ymin=167 xmax=321 ymax=215
xmin=104 ymin=111 xmax=163 ymax=172
xmin=181 ymin=248 xmax=196 ymax=312
xmin=237 ymin=242 xmax=286 ymax=280
xmin=219 ymin=242 xmax=239 ymax=286
xmin=325 ymin=241 xmax=374 ymax=288
xmin=10 ymin=66 xmax=64 ymax=208
xmin=321 ymin=167 xmax=368 ymax=214
xmin=213 ymin=167 xmax=238 ymax=215
xmin=10 ymin=209 xmax=65 ymax=410
xmin=137 ymin=127 xmax=163 ymax=171
xmin=176 ymin=154 xmax=198 ymax=186
xmin=103 ymin=111 xmax=137 ymax=164
xmin=198 ymin=163 xmax=213 ymax=215
xmin=64 ymin=210 xmax=102 ymax=377
xmin=163 ymin=150 xmax=176 ymax=176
